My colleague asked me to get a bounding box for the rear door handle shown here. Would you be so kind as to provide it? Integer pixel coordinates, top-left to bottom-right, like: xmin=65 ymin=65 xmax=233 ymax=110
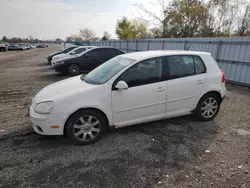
xmin=196 ymin=80 xmax=204 ymax=84
xmin=156 ymin=87 xmax=165 ymax=92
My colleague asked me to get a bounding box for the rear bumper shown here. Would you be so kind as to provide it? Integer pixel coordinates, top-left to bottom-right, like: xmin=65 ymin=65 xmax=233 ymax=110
xmin=221 ymin=84 xmax=227 ymax=98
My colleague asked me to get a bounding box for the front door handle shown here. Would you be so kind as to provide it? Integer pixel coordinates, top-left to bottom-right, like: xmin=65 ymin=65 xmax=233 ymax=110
xmin=196 ymin=80 xmax=204 ymax=84
xmin=156 ymin=87 xmax=165 ymax=92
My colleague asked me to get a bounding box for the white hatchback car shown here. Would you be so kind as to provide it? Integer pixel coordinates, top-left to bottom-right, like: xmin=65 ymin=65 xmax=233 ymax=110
xmin=29 ymin=51 xmax=226 ymax=145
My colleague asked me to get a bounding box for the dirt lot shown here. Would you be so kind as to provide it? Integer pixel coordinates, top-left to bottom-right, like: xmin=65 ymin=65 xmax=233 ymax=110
xmin=0 ymin=46 xmax=249 ymax=188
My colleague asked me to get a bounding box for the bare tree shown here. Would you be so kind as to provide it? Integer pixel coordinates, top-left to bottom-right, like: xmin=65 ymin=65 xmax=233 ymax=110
xmin=237 ymin=5 xmax=250 ymax=36
xmin=70 ymin=34 xmax=82 ymax=42
xmin=134 ymin=0 xmax=168 ymax=37
xmin=79 ymin=28 xmax=96 ymax=41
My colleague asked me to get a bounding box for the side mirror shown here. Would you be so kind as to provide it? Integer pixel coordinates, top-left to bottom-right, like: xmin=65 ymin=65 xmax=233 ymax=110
xmin=84 ymin=54 xmax=89 ymax=59
xmin=115 ymin=81 xmax=128 ymax=90
xmin=70 ymin=52 xmax=75 ymax=55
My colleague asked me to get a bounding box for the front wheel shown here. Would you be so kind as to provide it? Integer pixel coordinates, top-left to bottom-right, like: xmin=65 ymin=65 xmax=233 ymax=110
xmin=65 ymin=109 xmax=107 ymax=145
xmin=195 ymin=93 xmax=221 ymax=121
xmin=68 ymin=64 xmax=80 ymax=76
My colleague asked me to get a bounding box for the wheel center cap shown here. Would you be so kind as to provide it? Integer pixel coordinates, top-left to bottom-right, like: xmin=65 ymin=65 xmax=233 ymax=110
xmin=83 ymin=124 xmax=91 ymax=131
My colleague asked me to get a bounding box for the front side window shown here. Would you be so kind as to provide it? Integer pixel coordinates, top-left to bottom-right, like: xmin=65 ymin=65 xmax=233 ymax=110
xmin=83 ymin=56 xmax=135 ymax=85
xmin=117 ymin=57 xmax=163 ymax=88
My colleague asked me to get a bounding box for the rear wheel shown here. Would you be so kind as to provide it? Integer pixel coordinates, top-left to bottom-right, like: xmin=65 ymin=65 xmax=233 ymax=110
xmin=65 ymin=109 xmax=106 ymax=145
xmin=195 ymin=93 xmax=220 ymax=121
xmin=68 ymin=64 xmax=80 ymax=76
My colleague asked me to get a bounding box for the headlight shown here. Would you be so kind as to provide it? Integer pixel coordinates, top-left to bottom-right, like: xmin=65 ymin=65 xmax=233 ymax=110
xmin=55 ymin=61 xmax=64 ymax=65
xmin=34 ymin=101 xmax=54 ymax=115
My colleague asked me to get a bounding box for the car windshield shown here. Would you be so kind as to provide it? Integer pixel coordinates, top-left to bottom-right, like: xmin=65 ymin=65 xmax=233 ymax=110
xmin=82 ymin=56 xmax=135 ymax=85
xmin=63 ymin=47 xmax=75 ymax=53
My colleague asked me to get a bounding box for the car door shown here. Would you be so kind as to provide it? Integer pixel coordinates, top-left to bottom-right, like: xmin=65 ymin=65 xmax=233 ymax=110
xmin=165 ymin=55 xmax=207 ymax=115
xmin=80 ymin=49 xmax=105 ymax=71
xmin=111 ymin=57 xmax=167 ymax=127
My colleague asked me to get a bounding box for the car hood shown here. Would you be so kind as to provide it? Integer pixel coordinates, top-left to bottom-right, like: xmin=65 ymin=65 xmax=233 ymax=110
xmin=50 ymin=52 xmax=59 ymax=56
xmin=34 ymin=75 xmax=97 ymax=103
xmin=53 ymin=54 xmax=77 ymax=60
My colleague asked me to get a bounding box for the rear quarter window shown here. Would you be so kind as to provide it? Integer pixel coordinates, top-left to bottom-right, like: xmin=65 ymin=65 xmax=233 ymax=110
xmin=194 ymin=56 xmax=206 ymax=74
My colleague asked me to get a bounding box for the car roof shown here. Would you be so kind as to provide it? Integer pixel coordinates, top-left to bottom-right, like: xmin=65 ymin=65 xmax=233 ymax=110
xmin=120 ymin=50 xmax=211 ymax=60
xmin=96 ymin=46 xmax=120 ymax=49
xmin=73 ymin=46 xmax=97 ymax=50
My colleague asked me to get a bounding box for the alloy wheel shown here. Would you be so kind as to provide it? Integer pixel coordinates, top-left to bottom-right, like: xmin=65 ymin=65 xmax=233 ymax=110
xmin=201 ymin=97 xmax=218 ymax=119
xmin=73 ymin=115 xmax=101 ymax=141
xmin=68 ymin=64 xmax=80 ymax=76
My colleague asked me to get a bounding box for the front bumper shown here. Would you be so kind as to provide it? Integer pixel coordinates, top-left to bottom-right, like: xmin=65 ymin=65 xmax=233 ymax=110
xmin=54 ymin=64 xmax=68 ymax=73
xmin=29 ymin=105 xmax=67 ymax=135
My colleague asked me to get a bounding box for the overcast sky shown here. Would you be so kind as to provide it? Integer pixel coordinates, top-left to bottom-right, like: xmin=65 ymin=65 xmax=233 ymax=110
xmin=1 ymin=0 xmax=158 ymax=40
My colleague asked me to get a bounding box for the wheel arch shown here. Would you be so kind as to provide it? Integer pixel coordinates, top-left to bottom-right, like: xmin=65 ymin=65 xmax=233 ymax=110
xmin=201 ymin=91 xmax=222 ymax=103
xmin=194 ymin=90 xmax=222 ymax=112
xmin=63 ymin=107 xmax=110 ymax=136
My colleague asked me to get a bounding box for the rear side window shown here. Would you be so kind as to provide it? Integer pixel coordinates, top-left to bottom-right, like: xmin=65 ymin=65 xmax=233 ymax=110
xmin=167 ymin=56 xmax=195 ymax=79
xmin=112 ymin=49 xmax=125 ymax=55
xmin=166 ymin=55 xmax=206 ymax=80
xmin=103 ymin=49 xmax=123 ymax=58
xmin=87 ymin=49 xmax=106 ymax=59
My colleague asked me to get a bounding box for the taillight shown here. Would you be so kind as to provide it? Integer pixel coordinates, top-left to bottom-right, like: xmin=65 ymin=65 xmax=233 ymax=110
xmin=221 ymin=70 xmax=226 ymax=83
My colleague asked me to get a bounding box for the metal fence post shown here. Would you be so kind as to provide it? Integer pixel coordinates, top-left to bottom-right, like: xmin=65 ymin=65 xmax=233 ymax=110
xmin=147 ymin=40 xmax=150 ymax=50
xmin=216 ymin=41 xmax=222 ymax=60
xmin=127 ymin=40 xmax=129 ymax=52
xmin=162 ymin=40 xmax=165 ymax=50
xmin=184 ymin=40 xmax=187 ymax=50
xmin=135 ymin=40 xmax=138 ymax=51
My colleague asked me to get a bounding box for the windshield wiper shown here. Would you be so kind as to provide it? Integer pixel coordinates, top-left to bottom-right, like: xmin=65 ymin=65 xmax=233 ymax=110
xmin=80 ymin=74 xmax=88 ymax=83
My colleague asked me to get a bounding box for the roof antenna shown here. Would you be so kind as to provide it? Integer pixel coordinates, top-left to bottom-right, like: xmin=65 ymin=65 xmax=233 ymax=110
xmin=186 ymin=43 xmax=192 ymax=50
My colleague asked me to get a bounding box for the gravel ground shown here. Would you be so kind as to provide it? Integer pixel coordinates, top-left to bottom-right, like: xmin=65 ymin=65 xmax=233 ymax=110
xmin=0 ymin=46 xmax=249 ymax=188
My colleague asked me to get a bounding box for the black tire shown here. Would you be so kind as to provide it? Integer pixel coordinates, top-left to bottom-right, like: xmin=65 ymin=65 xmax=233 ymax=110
xmin=0 ymin=48 xmax=5 ymax=52
xmin=65 ymin=109 xmax=107 ymax=145
xmin=68 ymin=64 xmax=81 ymax=76
xmin=195 ymin=93 xmax=221 ymax=121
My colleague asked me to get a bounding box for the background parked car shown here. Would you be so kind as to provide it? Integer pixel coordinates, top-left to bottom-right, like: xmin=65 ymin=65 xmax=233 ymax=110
xmin=54 ymin=47 xmax=125 ymax=76
xmin=51 ymin=46 xmax=97 ymax=67
xmin=20 ymin=43 xmax=31 ymax=50
xmin=36 ymin=44 xmax=47 ymax=48
xmin=0 ymin=41 xmax=9 ymax=52
xmin=0 ymin=43 xmax=7 ymax=52
xmin=8 ymin=44 xmax=25 ymax=51
xmin=47 ymin=46 xmax=78 ymax=63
